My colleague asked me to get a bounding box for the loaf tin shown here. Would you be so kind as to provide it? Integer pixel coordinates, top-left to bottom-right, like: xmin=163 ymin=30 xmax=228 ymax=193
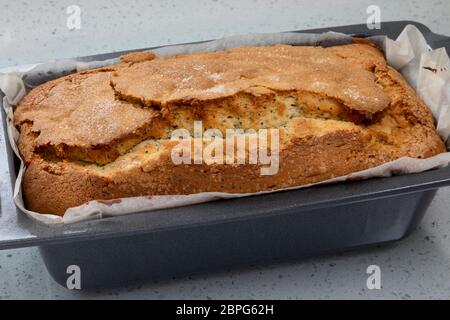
xmin=1 ymin=21 xmax=450 ymax=289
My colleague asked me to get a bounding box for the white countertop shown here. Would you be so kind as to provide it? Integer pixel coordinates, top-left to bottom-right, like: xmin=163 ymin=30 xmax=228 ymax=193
xmin=1 ymin=0 xmax=450 ymax=299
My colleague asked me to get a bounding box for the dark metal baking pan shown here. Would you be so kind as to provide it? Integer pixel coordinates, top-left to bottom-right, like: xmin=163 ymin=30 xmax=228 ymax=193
xmin=1 ymin=21 xmax=450 ymax=289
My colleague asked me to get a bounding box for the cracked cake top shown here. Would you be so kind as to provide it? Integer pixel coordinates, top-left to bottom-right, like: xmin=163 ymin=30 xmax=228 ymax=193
xmin=15 ymin=43 xmax=392 ymax=165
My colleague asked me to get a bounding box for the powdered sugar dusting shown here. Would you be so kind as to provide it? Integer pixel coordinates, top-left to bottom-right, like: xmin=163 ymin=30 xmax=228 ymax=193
xmin=181 ymin=75 xmax=193 ymax=83
xmin=206 ymin=84 xmax=226 ymax=93
xmin=209 ymin=72 xmax=222 ymax=81
xmin=266 ymin=75 xmax=280 ymax=82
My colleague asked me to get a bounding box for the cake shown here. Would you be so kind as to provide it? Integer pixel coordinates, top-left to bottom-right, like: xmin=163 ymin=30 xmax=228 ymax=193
xmin=13 ymin=41 xmax=446 ymax=215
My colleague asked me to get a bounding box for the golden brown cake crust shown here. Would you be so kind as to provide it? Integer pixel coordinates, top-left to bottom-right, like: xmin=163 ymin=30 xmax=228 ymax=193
xmin=111 ymin=44 xmax=390 ymax=113
xmin=14 ymin=43 xmax=446 ymax=216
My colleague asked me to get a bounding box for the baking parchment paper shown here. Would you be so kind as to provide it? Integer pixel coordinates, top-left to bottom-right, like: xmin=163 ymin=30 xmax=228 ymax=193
xmin=1 ymin=24 xmax=450 ymax=224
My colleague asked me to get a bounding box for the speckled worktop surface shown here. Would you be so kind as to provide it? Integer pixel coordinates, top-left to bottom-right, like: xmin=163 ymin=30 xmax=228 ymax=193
xmin=1 ymin=0 xmax=450 ymax=299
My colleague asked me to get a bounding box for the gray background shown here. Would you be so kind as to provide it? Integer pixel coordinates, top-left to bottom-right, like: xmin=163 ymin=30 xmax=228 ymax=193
xmin=1 ymin=0 xmax=450 ymax=299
